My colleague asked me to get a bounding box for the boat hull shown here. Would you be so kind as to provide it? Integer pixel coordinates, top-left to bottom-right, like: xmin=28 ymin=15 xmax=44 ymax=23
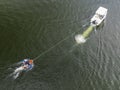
xmin=90 ymin=6 xmax=108 ymax=27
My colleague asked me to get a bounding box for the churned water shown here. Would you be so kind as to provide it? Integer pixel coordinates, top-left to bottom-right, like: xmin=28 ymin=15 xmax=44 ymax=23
xmin=0 ymin=0 xmax=120 ymax=90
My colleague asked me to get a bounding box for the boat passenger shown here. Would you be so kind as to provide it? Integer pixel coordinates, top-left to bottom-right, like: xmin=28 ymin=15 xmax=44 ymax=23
xmin=92 ymin=20 xmax=96 ymax=24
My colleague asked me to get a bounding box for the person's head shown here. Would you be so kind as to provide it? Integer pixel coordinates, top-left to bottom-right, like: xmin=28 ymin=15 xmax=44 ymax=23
xmin=29 ymin=59 xmax=33 ymax=64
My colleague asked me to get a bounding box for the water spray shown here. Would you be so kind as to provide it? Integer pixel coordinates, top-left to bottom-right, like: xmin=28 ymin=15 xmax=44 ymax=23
xmin=75 ymin=25 xmax=94 ymax=44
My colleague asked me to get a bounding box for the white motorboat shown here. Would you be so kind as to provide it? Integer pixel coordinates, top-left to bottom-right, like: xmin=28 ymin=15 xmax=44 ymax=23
xmin=90 ymin=6 xmax=108 ymax=27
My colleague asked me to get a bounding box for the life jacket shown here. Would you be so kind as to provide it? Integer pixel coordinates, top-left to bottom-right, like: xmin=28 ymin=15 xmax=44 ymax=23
xmin=29 ymin=60 xmax=33 ymax=64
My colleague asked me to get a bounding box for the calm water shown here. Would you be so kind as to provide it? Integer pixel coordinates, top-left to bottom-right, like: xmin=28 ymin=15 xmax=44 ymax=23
xmin=0 ymin=0 xmax=120 ymax=90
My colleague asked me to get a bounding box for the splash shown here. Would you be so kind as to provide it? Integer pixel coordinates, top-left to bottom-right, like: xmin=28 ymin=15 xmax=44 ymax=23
xmin=75 ymin=25 xmax=94 ymax=44
xmin=75 ymin=34 xmax=86 ymax=44
xmin=6 ymin=62 xmax=34 ymax=79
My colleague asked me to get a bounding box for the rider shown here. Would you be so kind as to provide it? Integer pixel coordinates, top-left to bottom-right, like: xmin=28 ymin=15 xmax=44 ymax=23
xmin=22 ymin=59 xmax=34 ymax=70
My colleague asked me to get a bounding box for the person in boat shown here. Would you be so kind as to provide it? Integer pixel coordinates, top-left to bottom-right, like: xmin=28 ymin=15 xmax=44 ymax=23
xmin=92 ymin=20 xmax=97 ymax=24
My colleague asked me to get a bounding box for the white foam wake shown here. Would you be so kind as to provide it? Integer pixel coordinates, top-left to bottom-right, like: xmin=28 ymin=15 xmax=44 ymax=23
xmin=7 ymin=66 xmax=24 ymax=79
xmin=75 ymin=34 xmax=86 ymax=44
